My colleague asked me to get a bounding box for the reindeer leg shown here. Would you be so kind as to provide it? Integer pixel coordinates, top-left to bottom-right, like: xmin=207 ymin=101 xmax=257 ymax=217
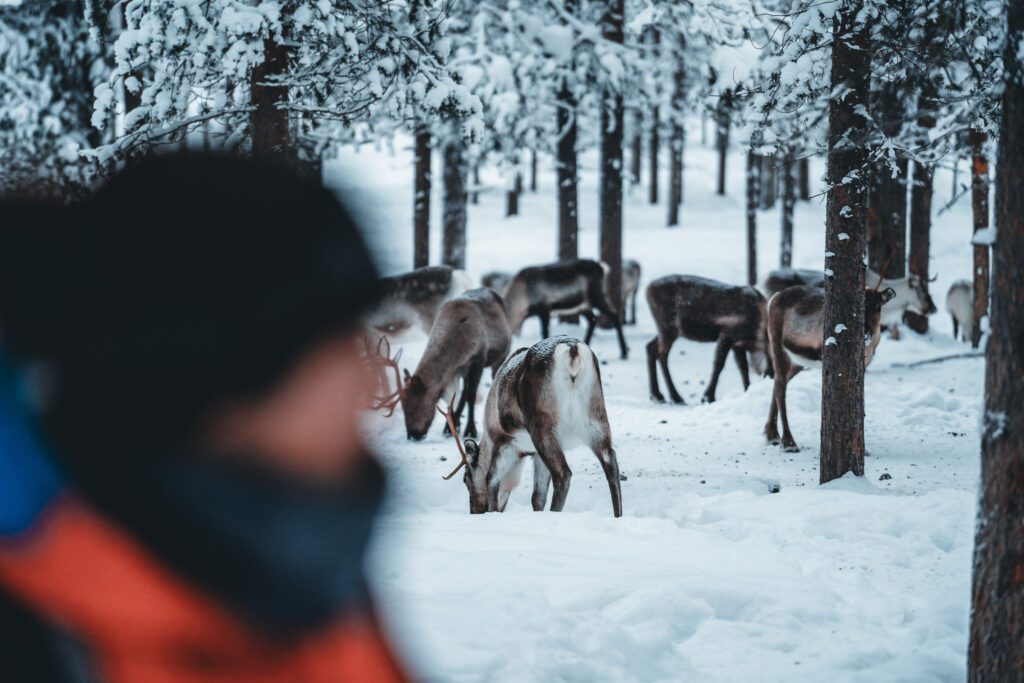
xmin=733 ymin=347 xmax=751 ymax=391
xmin=582 ymin=310 xmax=597 ymax=344
xmin=703 ymin=336 xmax=732 ymax=403
xmin=443 ymin=378 xmax=467 ymax=437
xmin=531 ymin=456 xmax=550 ymax=511
xmin=530 ymin=431 xmax=572 ymax=512
xmin=461 ymin=362 xmax=484 ymax=440
xmin=612 ymin=315 xmax=629 ymax=360
xmin=951 ymin=315 xmax=959 ymax=341
xmin=778 ymin=364 xmax=802 ymax=452
xmin=765 ymin=356 xmax=786 ymax=445
xmin=590 ymin=433 xmax=622 ymax=518
xmin=629 ymin=291 xmax=638 ymax=325
xmin=496 ymin=456 xmax=527 ymax=512
xmin=590 ymin=286 xmax=629 ymax=359
xmin=539 ymin=308 xmax=551 ymax=339
xmin=657 ymin=339 xmax=685 ymax=404
xmin=646 ymin=338 xmax=666 ymax=403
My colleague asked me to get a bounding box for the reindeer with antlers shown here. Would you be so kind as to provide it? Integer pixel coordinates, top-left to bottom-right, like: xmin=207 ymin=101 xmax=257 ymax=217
xmin=371 ymin=288 xmax=511 ymax=440
xmin=440 ymin=336 xmax=623 ymax=517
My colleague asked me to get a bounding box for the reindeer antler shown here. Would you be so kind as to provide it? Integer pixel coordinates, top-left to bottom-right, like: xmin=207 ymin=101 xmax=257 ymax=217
xmin=874 ymin=249 xmax=896 ymax=291
xmin=364 ymin=335 xmax=404 ymax=416
xmin=439 ymin=393 xmax=469 ymax=480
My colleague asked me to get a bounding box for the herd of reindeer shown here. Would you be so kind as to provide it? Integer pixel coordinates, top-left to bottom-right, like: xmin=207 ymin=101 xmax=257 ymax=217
xmin=363 ymin=257 xmax=980 ymax=518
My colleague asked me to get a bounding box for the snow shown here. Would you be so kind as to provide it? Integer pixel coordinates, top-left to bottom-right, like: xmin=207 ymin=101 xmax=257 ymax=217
xmin=325 ymin=123 xmax=983 ymax=682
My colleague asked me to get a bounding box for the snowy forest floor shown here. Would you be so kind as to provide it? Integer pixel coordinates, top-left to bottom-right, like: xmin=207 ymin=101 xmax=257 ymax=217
xmin=328 ymin=134 xmax=983 ymax=682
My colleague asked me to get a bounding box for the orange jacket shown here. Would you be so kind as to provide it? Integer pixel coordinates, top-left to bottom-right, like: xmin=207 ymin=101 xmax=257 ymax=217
xmin=0 ymin=493 xmax=407 ymax=682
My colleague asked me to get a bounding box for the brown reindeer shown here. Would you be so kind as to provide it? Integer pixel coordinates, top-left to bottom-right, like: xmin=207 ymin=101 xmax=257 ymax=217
xmin=440 ymin=335 xmax=622 ymax=517
xmin=761 ymin=268 xmax=825 ymax=299
xmin=645 ymin=275 xmax=770 ymax=404
xmin=503 ymin=259 xmax=629 ymax=359
xmin=764 ymin=284 xmax=896 ymax=451
xmin=366 ymin=265 xmax=471 ymax=344
xmin=374 ymin=288 xmax=511 ymax=440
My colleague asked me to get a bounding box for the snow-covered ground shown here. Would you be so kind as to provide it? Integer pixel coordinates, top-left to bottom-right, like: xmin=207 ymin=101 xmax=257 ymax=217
xmin=327 ymin=130 xmax=983 ymax=682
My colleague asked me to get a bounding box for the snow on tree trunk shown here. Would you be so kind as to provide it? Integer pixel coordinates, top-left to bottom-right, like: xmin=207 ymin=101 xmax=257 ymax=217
xmin=798 ymin=157 xmax=811 ymax=201
xmin=414 ymin=125 xmax=432 ymax=268
xmin=250 ymin=36 xmax=289 ymax=160
xmin=968 ymin=6 xmax=1024 ymax=674
xmin=746 ymin=151 xmax=760 ymax=286
xmin=715 ymin=92 xmax=731 ymax=196
xmin=599 ymin=0 xmax=625 ymax=318
xmin=970 ymin=128 xmax=991 ymax=349
xmin=442 ymin=135 xmax=468 ymax=270
xmin=820 ymin=0 xmax=870 ymax=485
xmin=780 ymin=153 xmax=796 ymax=268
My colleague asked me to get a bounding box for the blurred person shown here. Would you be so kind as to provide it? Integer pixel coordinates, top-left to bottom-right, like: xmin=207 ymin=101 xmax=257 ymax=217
xmin=0 ymin=154 xmax=408 ymax=682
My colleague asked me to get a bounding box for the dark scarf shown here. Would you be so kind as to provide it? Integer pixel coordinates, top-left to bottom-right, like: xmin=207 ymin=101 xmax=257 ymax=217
xmin=79 ymin=451 xmax=386 ymax=640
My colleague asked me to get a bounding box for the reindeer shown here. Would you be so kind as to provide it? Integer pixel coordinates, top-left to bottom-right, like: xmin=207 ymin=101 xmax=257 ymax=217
xmin=865 ymin=268 xmax=937 ymax=339
xmin=503 ymin=259 xmax=629 ymax=359
xmin=373 ymin=288 xmax=511 ymax=440
xmin=764 ymin=284 xmax=896 ymax=452
xmin=645 ymin=275 xmax=770 ymax=405
xmin=761 ymin=268 xmax=825 ymax=299
xmin=365 ymin=265 xmax=471 ymax=345
xmin=439 ymin=335 xmax=623 ymax=517
xmin=481 ymin=270 xmax=512 ymax=294
xmin=946 ymin=279 xmax=973 ymax=342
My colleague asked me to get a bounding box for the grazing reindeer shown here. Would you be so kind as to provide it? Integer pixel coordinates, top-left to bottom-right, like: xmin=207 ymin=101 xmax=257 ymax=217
xmin=374 ymin=288 xmax=511 ymax=440
xmin=503 ymin=259 xmax=629 ymax=359
xmin=866 ymin=268 xmax=937 ymax=338
xmin=366 ymin=265 xmax=471 ymax=344
xmin=764 ymin=284 xmax=896 ymax=451
xmin=645 ymin=275 xmax=769 ymax=404
xmin=440 ymin=336 xmax=623 ymax=517
xmin=946 ymin=279 xmax=973 ymax=342
xmin=481 ymin=270 xmax=513 ymax=294
xmin=761 ymin=268 xmax=824 ymax=299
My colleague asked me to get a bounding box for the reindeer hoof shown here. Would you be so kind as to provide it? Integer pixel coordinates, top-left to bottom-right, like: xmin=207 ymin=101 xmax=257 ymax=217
xmin=670 ymin=396 xmax=686 ymax=406
xmin=650 ymin=394 xmax=667 ymax=404
xmin=782 ymin=442 xmax=800 ymax=453
xmin=765 ymin=431 xmax=780 ymax=445
xmin=701 ymin=394 xmax=716 ymax=404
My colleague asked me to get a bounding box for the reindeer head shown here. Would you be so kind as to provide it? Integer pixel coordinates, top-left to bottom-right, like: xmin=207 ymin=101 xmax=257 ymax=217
xmin=906 ymin=275 xmax=938 ymax=316
xmin=865 ymin=287 xmax=897 ymax=336
xmin=402 ymin=373 xmax=436 ymax=441
xmin=438 ymin=395 xmax=488 ymax=513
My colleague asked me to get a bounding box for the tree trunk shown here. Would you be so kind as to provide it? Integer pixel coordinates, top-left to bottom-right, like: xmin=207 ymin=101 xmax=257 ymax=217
xmin=906 ymin=89 xmax=937 ymax=333
xmin=441 ymin=136 xmax=468 ymax=269
xmin=905 ymin=160 xmax=934 ymax=333
xmin=715 ymin=93 xmax=731 ymax=195
xmin=250 ymin=36 xmax=289 ymax=160
xmin=529 ymin=148 xmax=538 ymax=192
xmin=820 ymin=0 xmax=870 ymax=485
xmin=413 ymin=126 xmax=431 ymax=268
xmin=970 ymin=129 xmax=990 ymax=349
xmin=798 ymin=157 xmax=811 ymax=200
xmin=470 ymin=161 xmax=480 ymax=205
xmin=759 ymin=154 xmax=777 ymax=209
xmin=780 ymin=154 xmax=796 ymax=268
xmin=630 ymin=109 xmax=643 ymax=186
xmin=506 ymin=170 xmax=522 ymax=217
xmin=746 ymin=151 xmax=760 ymax=286
xmin=666 ymin=44 xmax=684 ymax=226
xmin=866 ymin=158 xmax=908 ymax=278
xmin=600 ymin=0 xmax=625 ymax=318
xmin=968 ymin=5 xmax=1024 ymax=675
xmin=648 ymin=28 xmax=661 ymax=205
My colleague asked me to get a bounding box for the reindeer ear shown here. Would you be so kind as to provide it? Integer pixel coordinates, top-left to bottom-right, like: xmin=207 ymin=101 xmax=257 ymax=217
xmin=881 ymin=287 xmax=897 ymax=304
